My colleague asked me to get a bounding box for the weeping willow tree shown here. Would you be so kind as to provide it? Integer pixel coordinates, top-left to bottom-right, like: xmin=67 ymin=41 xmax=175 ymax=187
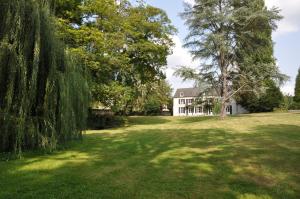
xmin=0 ymin=0 xmax=90 ymax=153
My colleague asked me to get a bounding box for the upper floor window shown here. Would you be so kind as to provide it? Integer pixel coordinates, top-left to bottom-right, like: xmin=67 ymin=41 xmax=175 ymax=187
xmin=187 ymin=99 xmax=194 ymax=104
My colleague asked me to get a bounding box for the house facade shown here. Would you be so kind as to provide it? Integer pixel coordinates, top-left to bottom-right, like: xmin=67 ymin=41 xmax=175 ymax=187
xmin=173 ymin=88 xmax=248 ymax=116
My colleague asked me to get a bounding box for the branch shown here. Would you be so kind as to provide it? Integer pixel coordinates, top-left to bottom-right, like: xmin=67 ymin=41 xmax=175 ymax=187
xmin=225 ymin=83 xmax=246 ymax=101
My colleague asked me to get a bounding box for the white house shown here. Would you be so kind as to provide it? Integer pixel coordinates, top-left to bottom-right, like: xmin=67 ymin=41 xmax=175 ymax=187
xmin=173 ymin=88 xmax=248 ymax=116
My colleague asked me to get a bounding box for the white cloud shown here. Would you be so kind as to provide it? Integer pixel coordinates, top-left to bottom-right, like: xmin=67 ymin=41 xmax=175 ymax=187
xmin=183 ymin=0 xmax=195 ymax=5
xmin=264 ymin=0 xmax=300 ymax=35
xmin=281 ymin=84 xmax=294 ymax=95
xmin=166 ymin=36 xmax=197 ymax=92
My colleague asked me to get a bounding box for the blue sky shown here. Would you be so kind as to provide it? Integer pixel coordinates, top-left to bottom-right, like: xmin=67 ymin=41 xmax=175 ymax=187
xmin=145 ymin=0 xmax=300 ymax=95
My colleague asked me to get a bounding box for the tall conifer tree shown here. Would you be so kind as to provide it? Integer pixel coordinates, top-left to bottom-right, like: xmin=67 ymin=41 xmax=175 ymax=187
xmin=177 ymin=0 xmax=283 ymax=118
xmin=294 ymin=68 xmax=300 ymax=103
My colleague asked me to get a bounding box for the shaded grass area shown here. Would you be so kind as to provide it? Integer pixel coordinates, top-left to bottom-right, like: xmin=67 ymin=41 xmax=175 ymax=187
xmin=127 ymin=116 xmax=171 ymax=125
xmin=0 ymin=113 xmax=300 ymax=199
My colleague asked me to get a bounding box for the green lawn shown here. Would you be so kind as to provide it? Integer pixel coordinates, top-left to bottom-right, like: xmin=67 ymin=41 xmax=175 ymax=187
xmin=1 ymin=113 xmax=300 ymax=199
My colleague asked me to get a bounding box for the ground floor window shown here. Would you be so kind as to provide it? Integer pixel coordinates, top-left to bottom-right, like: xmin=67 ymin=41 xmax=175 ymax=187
xmin=179 ymin=107 xmax=186 ymax=114
xmin=195 ymin=106 xmax=203 ymax=113
xmin=206 ymin=107 xmax=212 ymax=114
xmin=226 ymin=105 xmax=232 ymax=114
xmin=188 ymin=107 xmax=194 ymax=114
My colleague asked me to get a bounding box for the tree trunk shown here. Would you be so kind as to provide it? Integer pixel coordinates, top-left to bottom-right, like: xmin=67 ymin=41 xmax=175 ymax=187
xmin=220 ymin=69 xmax=228 ymax=119
xmin=220 ymin=97 xmax=227 ymax=119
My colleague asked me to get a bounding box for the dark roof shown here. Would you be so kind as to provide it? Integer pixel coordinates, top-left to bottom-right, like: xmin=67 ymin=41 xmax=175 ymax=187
xmin=174 ymin=88 xmax=202 ymax=98
xmin=174 ymin=87 xmax=219 ymax=98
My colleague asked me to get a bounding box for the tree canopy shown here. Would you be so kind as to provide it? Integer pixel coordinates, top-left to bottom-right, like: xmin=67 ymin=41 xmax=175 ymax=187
xmin=54 ymin=0 xmax=176 ymax=113
xmin=237 ymin=79 xmax=283 ymax=112
xmin=176 ymin=0 xmax=285 ymax=118
xmin=294 ymin=68 xmax=300 ymax=103
xmin=0 ymin=0 xmax=90 ymax=153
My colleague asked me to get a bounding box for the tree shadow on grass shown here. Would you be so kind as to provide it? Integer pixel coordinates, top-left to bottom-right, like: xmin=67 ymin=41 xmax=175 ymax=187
xmin=127 ymin=116 xmax=171 ymax=126
xmin=0 ymin=124 xmax=299 ymax=198
xmin=176 ymin=116 xmax=217 ymax=124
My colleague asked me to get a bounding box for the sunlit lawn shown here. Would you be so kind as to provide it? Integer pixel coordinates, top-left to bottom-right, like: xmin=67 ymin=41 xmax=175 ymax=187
xmin=1 ymin=113 xmax=300 ymax=199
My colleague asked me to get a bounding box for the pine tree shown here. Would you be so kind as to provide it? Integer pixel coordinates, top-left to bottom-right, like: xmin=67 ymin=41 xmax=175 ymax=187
xmin=259 ymin=80 xmax=283 ymax=112
xmin=294 ymin=68 xmax=300 ymax=102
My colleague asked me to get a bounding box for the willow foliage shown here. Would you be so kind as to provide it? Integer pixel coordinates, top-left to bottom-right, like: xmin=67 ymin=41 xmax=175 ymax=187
xmin=0 ymin=0 xmax=90 ymax=153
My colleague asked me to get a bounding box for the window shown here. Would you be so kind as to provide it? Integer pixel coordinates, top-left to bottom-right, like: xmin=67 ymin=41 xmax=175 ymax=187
xmin=179 ymin=107 xmax=185 ymax=114
xmin=180 ymin=92 xmax=184 ymax=97
xmin=178 ymin=99 xmax=181 ymax=104
xmin=226 ymin=105 xmax=232 ymax=114
xmin=180 ymin=99 xmax=185 ymax=104
xmin=198 ymin=107 xmax=203 ymax=113
xmin=208 ymin=107 xmax=212 ymax=114
xmin=187 ymin=99 xmax=194 ymax=104
xmin=195 ymin=107 xmax=202 ymax=113
xmin=188 ymin=107 xmax=194 ymax=113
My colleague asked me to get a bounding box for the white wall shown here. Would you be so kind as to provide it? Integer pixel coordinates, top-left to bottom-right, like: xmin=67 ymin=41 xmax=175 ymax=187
xmin=173 ymin=98 xmax=180 ymax=116
xmin=173 ymin=97 xmax=248 ymax=116
xmin=173 ymin=97 xmax=211 ymax=116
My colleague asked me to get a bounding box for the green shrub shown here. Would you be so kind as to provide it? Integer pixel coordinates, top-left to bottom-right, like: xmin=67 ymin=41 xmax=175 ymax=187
xmin=213 ymin=101 xmax=222 ymax=115
xmin=87 ymin=110 xmax=126 ymax=129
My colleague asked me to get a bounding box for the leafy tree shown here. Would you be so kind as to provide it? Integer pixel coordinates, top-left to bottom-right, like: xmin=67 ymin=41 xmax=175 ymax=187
xmin=143 ymin=97 xmax=162 ymax=115
xmin=212 ymin=100 xmax=222 ymax=115
xmin=176 ymin=0 xmax=283 ymax=119
xmin=54 ymin=0 xmax=175 ymax=113
xmin=280 ymin=95 xmax=294 ymax=110
xmin=0 ymin=0 xmax=90 ymax=153
xmin=53 ymin=0 xmax=82 ymax=24
xmin=237 ymin=80 xmax=283 ymax=112
xmin=294 ymin=67 xmax=300 ymax=103
xmin=258 ymin=80 xmax=283 ymax=112
xmin=131 ymin=80 xmax=172 ymax=115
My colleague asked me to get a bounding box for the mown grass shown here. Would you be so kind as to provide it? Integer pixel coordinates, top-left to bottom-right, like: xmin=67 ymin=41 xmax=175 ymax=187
xmin=0 ymin=113 xmax=300 ymax=199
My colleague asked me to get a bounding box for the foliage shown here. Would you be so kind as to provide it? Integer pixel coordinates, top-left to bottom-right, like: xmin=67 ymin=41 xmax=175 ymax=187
xmin=281 ymin=95 xmax=295 ymax=110
xmin=54 ymin=0 xmax=175 ymax=113
xmin=258 ymin=80 xmax=283 ymax=112
xmin=143 ymin=97 xmax=162 ymax=115
xmin=212 ymin=100 xmax=222 ymax=115
xmin=0 ymin=0 xmax=90 ymax=153
xmin=132 ymin=80 xmax=173 ymax=115
xmin=290 ymin=102 xmax=300 ymax=110
xmin=294 ymin=67 xmax=300 ymax=103
xmin=176 ymin=0 xmax=283 ymax=118
xmin=237 ymin=80 xmax=283 ymax=112
xmin=87 ymin=111 xmax=126 ymax=130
